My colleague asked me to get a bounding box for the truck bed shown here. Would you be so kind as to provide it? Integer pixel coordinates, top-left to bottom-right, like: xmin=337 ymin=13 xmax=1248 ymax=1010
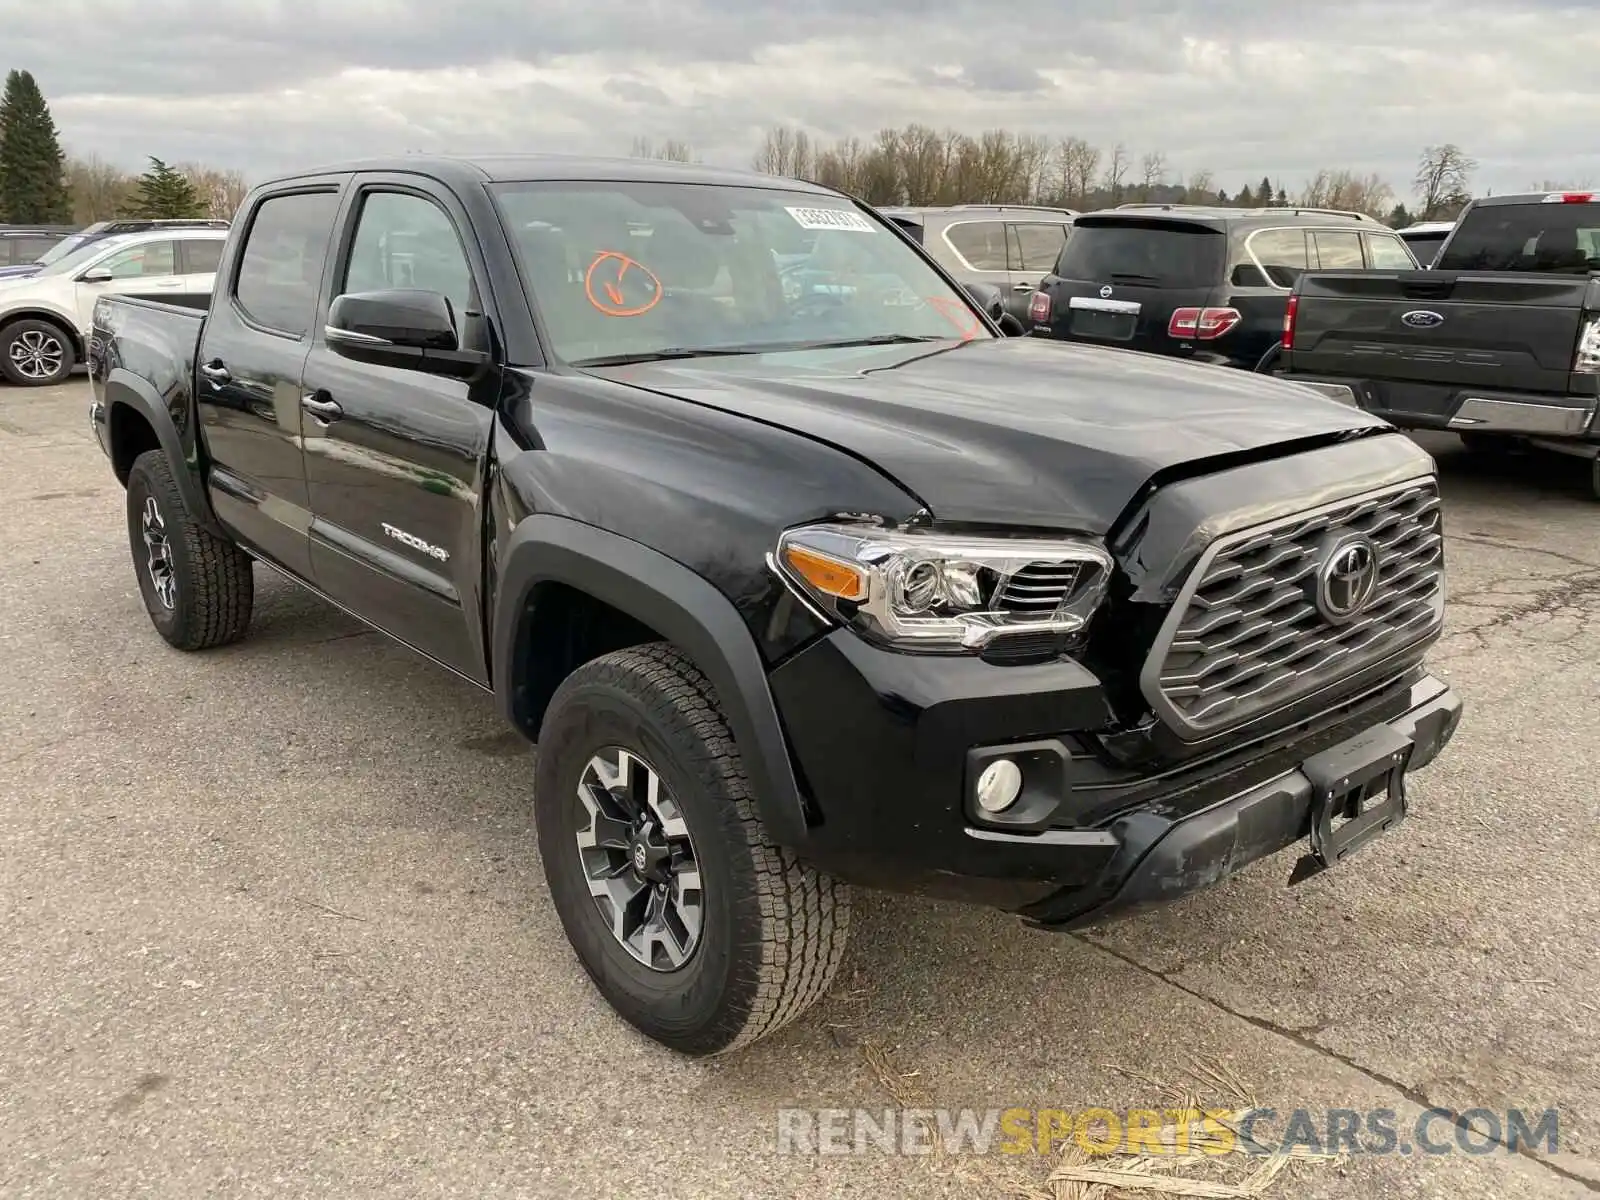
xmin=89 ymin=293 xmax=207 ymax=414
xmin=1280 ymin=269 xmax=1600 ymax=438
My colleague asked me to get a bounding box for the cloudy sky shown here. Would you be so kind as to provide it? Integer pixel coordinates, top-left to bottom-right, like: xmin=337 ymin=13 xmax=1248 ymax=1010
xmin=9 ymin=0 xmax=1598 ymax=199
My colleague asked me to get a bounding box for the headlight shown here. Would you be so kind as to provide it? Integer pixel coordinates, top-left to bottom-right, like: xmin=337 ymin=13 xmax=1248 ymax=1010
xmin=771 ymin=522 xmax=1114 ymax=653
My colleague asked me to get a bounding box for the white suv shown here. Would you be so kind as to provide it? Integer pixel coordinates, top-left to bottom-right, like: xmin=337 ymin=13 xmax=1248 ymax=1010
xmin=0 ymin=228 xmax=227 ymax=387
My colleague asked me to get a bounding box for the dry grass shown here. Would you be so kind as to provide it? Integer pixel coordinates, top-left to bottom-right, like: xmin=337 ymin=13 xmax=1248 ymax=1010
xmin=825 ymin=978 xmax=1340 ymax=1199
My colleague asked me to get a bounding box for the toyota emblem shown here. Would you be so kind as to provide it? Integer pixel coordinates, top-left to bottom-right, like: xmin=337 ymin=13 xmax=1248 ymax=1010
xmin=1099 ymin=285 xmax=1114 ymax=298
xmin=1315 ymin=536 xmax=1381 ymax=624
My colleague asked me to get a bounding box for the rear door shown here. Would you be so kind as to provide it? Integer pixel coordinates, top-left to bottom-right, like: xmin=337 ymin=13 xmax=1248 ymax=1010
xmin=1037 ymin=215 xmax=1226 ymax=354
xmin=196 ymin=184 xmax=345 ymax=580
xmin=176 ymin=235 xmax=225 ymax=296
xmin=938 ymin=218 xmax=1012 ymax=298
xmin=1005 ymin=221 xmax=1071 ymax=322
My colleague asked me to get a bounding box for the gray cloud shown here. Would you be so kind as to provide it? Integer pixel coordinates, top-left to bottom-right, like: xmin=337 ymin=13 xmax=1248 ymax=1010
xmin=7 ymin=0 xmax=1596 ymax=197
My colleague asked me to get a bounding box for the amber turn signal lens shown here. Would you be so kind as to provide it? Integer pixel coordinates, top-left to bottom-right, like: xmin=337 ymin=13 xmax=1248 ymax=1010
xmin=782 ymin=544 xmax=868 ymax=602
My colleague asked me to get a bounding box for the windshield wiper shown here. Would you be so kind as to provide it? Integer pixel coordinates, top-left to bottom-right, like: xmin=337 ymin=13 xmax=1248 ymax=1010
xmin=770 ymin=334 xmax=950 ymax=351
xmin=569 ymin=334 xmax=948 ymax=367
xmin=567 ymin=347 xmax=766 ymax=367
xmin=1107 ymin=272 xmax=1160 ymax=283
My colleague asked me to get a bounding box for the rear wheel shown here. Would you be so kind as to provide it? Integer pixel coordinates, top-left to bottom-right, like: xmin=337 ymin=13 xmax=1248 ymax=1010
xmin=125 ymin=450 xmax=254 ymax=649
xmin=0 ymin=318 xmax=75 ymax=387
xmin=534 ymin=642 xmax=849 ymax=1056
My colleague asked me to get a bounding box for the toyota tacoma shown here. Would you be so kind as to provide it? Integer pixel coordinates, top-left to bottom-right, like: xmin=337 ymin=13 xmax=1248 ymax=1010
xmin=87 ymin=155 xmax=1462 ymax=1056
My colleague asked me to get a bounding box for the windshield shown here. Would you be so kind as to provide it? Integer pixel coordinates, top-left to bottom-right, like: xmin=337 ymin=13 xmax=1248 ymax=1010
xmin=490 ymin=180 xmax=992 ymax=365
xmin=35 ymin=233 xmax=99 ymax=266
xmin=1052 ymin=219 xmax=1225 ymax=288
xmin=34 ymin=236 xmax=134 ymax=277
xmin=1435 ymin=203 xmax=1600 ymax=273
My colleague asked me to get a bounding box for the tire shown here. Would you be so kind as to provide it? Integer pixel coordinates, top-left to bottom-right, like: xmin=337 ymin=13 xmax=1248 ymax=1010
xmin=125 ymin=449 xmax=254 ymax=650
xmin=534 ymin=642 xmax=849 ymax=1056
xmin=0 ymin=318 xmax=76 ymax=387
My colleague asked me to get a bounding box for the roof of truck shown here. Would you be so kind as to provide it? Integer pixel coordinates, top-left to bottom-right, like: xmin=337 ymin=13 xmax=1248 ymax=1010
xmin=273 ymin=153 xmax=837 ymax=195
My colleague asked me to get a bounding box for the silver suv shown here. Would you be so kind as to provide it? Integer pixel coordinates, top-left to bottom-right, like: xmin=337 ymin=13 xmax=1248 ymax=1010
xmin=878 ymin=204 xmax=1077 ymax=324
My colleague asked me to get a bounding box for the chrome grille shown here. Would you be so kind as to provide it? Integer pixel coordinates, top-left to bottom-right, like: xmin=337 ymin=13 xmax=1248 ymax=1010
xmin=1141 ymin=479 xmax=1444 ymax=739
xmin=996 ymin=561 xmax=1087 ymax=615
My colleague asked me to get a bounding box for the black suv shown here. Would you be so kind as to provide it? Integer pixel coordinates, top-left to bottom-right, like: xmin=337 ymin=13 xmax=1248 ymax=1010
xmin=878 ymin=204 xmax=1077 ymax=325
xmin=1028 ymin=204 xmax=1420 ymax=370
xmin=0 ymin=225 xmax=76 ymax=270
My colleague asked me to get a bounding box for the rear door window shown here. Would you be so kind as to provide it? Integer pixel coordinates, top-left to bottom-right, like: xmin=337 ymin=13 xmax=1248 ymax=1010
xmin=942 ymin=221 xmax=1009 ymax=271
xmin=1364 ymin=233 xmax=1417 ymax=268
xmin=179 ymin=238 xmax=224 ymax=275
xmin=1435 ymin=203 xmax=1600 ymax=273
xmin=1052 ymin=219 xmax=1225 ymax=286
xmin=1244 ymin=228 xmax=1309 ymax=288
xmin=1311 ymin=230 xmax=1364 ymax=270
xmin=1010 ymin=222 xmax=1070 ymax=273
xmin=233 ymin=190 xmax=342 ymax=335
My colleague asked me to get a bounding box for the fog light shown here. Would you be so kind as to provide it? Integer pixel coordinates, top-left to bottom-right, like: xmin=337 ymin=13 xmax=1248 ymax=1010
xmin=975 ymin=759 xmax=1023 ymax=814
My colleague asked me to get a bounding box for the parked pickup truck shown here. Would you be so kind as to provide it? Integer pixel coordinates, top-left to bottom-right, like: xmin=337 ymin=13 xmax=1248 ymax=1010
xmin=89 ymin=155 xmax=1462 ymax=1056
xmin=1275 ymin=192 xmax=1600 ymax=498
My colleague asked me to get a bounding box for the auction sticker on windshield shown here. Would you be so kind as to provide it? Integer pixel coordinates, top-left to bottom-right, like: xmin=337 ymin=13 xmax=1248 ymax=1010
xmin=786 ymin=207 xmax=875 ymax=233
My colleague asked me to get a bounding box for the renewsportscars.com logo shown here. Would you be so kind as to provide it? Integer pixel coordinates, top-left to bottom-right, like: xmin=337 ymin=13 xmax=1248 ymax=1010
xmin=776 ymin=1106 xmax=1563 ymax=1158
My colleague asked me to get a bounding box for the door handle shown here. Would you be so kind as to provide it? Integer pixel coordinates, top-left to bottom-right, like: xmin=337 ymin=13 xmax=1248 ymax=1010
xmin=1012 ymin=282 xmax=1036 ymax=292
xmin=301 ymin=394 xmax=343 ymax=423
xmin=200 ymin=361 xmax=230 ymax=383
xmin=153 ymin=280 xmax=183 ymax=288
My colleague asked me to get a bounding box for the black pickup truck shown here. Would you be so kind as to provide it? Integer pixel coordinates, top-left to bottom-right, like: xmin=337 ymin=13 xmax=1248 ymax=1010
xmin=88 ymin=155 xmax=1462 ymax=1056
xmin=1275 ymin=192 xmax=1600 ymax=498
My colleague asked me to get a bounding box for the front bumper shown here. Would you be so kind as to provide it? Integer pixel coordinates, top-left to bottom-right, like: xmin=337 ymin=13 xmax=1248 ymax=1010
xmin=768 ymin=630 xmax=1462 ymax=923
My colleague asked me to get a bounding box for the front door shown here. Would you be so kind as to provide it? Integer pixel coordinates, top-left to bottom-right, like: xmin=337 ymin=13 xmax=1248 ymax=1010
xmin=299 ymin=179 xmax=498 ymax=683
xmin=196 ymin=186 xmax=345 ymax=580
xmin=72 ymin=238 xmax=185 ymax=332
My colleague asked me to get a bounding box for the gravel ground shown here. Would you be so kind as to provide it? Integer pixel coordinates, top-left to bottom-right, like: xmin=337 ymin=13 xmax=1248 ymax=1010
xmin=1 ymin=382 xmax=1596 ymax=1198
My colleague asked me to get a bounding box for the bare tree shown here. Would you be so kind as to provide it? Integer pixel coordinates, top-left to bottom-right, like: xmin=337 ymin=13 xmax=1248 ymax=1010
xmin=1529 ymin=177 xmax=1595 ymax=192
xmin=630 ymin=136 xmax=694 ymax=162
xmin=1100 ymin=143 xmax=1129 ymax=203
xmin=64 ymin=155 xmax=133 ymax=222
xmin=177 ymin=162 xmax=249 ymax=219
xmin=1185 ymin=168 xmax=1215 ymax=201
xmin=897 ymin=124 xmax=945 ymax=205
xmin=1056 ymin=137 xmax=1100 ymax=208
xmin=1138 ymin=151 xmax=1167 ymax=200
xmin=1297 ymin=169 xmax=1394 ymax=218
xmin=1414 ymin=144 xmax=1476 ymax=220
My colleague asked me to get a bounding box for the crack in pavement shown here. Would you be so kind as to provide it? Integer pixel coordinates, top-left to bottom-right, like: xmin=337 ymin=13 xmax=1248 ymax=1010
xmin=1076 ymin=934 xmax=1600 ymax=1192
xmin=1432 ymin=569 xmax=1600 ymax=663
xmin=1447 ymin=532 xmax=1600 ymax=572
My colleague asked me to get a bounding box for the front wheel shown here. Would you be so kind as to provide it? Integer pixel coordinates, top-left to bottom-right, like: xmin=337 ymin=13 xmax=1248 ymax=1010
xmin=0 ymin=318 xmax=75 ymax=387
xmin=534 ymin=643 xmax=850 ymax=1056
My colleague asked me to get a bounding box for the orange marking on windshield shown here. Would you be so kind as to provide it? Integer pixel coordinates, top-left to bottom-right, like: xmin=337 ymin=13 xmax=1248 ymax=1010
xmin=928 ymin=296 xmax=984 ymax=341
xmin=584 ymin=251 xmax=662 ymax=317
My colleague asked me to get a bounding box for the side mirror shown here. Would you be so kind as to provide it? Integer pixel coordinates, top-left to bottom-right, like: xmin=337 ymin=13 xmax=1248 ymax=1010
xmin=325 ymin=289 xmax=489 ymax=379
xmin=79 ymin=268 xmax=114 ymax=284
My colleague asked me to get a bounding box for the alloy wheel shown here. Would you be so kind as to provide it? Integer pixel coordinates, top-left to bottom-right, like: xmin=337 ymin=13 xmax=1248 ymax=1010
xmin=575 ymin=746 xmax=704 ymax=971
xmin=8 ymin=329 xmax=64 ymax=381
xmin=141 ymin=496 xmax=176 ymax=609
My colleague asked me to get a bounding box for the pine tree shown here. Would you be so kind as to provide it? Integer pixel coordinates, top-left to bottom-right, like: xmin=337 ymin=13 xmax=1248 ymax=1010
xmin=1274 ymin=186 xmax=1288 ymax=206
xmin=1235 ymin=184 xmax=1255 ymax=208
xmin=0 ymin=69 xmax=72 ymax=224
xmin=127 ymin=156 xmax=204 ymax=219
xmin=1258 ymin=177 xmax=1274 ymax=207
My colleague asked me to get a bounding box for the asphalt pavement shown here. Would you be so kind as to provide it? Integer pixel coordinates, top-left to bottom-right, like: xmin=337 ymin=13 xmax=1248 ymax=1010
xmin=1 ymin=381 xmax=1597 ymax=1199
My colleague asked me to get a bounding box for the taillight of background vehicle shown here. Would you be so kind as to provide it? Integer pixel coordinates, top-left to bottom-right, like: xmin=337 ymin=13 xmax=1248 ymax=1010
xmin=1029 ymin=291 xmax=1051 ymax=323
xmin=1167 ymin=307 xmax=1240 ymax=340
xmin=1281 ymin=294 xmax=1299 ymax=351
xmin=1543 ymin=192 xmax=1596 ymax=204
xmin=1574 ymin=316 xmax=1600 ymax=373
